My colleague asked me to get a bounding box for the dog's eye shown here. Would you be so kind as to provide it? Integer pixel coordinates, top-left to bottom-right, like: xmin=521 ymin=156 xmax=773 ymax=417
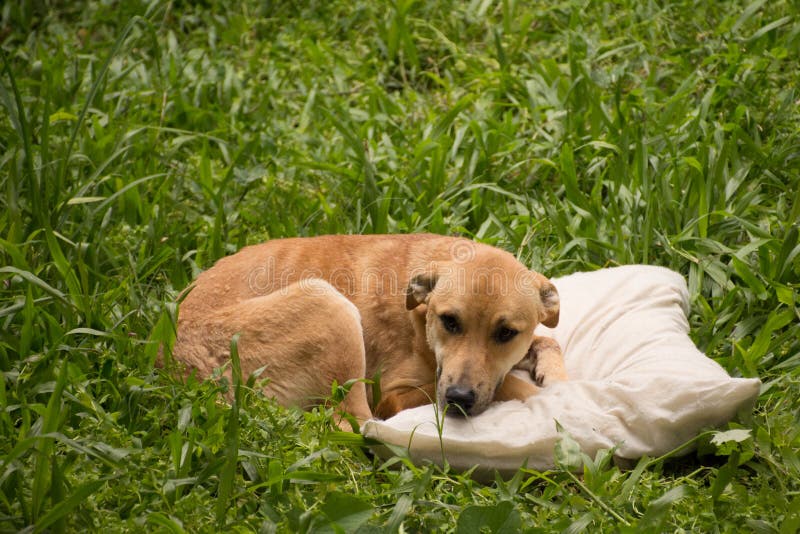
xmin=439 ymin=314 xmax=462 ymax=334
xmin=494 ymin=326 xmax=518 ymax=343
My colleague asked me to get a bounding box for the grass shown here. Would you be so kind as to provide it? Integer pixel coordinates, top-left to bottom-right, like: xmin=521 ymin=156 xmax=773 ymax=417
xmin=1 ymin=0 xmax=798 ymax=531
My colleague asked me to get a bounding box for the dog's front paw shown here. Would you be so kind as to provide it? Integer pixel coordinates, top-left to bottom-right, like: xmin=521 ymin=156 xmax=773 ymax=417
xmin=515 ymin=336 xmax=567 ymax=386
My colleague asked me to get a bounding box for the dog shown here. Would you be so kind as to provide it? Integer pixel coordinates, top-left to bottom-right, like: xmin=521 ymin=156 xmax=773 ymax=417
xmin=173 ymin=234 xmax=567 ymax=428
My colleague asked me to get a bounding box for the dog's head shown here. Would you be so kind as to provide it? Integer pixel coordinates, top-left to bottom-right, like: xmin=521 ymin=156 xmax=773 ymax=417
xmin=405 ymin=243 xmax=559 ymax=416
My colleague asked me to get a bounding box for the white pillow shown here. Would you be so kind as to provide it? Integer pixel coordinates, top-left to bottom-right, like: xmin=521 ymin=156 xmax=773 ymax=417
xmin=362 ymin=265 xmax=761 ymax=473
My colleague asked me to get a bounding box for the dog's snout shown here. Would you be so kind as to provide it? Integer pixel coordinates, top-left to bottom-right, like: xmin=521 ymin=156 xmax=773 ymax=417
xmin=445 ymin=385 xmax=476 ymax=413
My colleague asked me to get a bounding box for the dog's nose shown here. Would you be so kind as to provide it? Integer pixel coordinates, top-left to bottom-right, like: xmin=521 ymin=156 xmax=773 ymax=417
xmin=445 ymin=385 xmax=476 ymax=413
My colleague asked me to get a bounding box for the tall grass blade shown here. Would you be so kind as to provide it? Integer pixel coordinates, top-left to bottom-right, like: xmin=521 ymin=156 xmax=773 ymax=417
xmin=216 ymin=333 xmax=242 ymax=525
xmin=56 ymin=16 xmax=144 ymax=201
xmin=0 ymin=49 xmax=39 ymax=222
xmin=0 ymin=267 xmax=70 ymax=307
xmin=31 ymin=357 xmax=69 ymax=521
xmin=559 ymin=143 xmax=588 ymax=211
xmin=32 ymin=478 xmax=109 ymax=534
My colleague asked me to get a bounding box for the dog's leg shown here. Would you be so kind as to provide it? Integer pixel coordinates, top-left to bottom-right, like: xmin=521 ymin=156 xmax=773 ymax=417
xmin=373 ymin=383 xmax=436 ymax=420
xmin=175 ymin=279 xmax=372 ymax=430
xmin=493 ymin=372 xmax=540 ymax=402
xmin=513 ymin=336 xmax=568 ymax=386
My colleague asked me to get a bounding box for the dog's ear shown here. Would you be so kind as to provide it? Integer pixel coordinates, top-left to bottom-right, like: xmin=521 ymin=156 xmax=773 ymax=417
xmin=538 ymin=279 xmax=560 ymax=328
xmin=405 ymin=273 xmax=438 ymax=310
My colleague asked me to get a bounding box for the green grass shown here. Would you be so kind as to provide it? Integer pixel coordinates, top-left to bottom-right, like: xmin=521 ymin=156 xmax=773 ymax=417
xmin=1 ymin=0 xmax=799 ymax=531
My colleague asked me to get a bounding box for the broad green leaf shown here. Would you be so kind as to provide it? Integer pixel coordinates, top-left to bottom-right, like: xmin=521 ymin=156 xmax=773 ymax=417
xmin=555 ymin=425 xmax=583 ymax=472
xmin=711 ymin=428 xmax=753 ymax=456
xmin=320 ymin=492 xmax=374 ymax=533
xmin=455 ymin=500 xmax=521 ymax=534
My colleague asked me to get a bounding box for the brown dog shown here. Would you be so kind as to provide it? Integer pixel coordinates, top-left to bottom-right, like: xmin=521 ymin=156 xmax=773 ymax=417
xmin=173 ymin=234 xmax=567 ymax=427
